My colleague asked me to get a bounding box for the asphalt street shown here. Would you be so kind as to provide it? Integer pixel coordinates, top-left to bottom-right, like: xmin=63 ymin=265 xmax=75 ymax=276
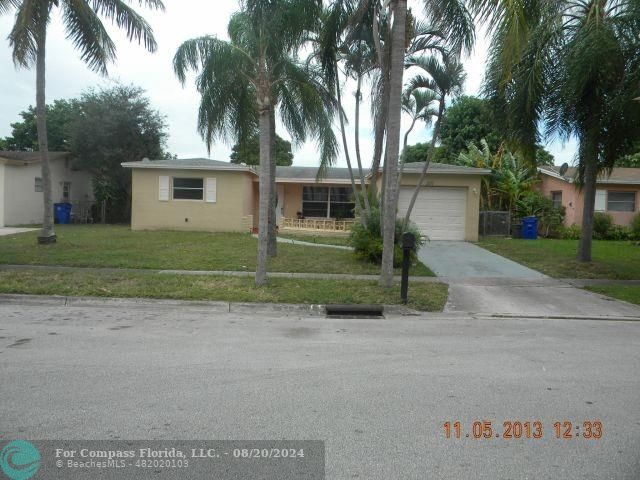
xmin=1 ymin=298 xmax=639 ymax=479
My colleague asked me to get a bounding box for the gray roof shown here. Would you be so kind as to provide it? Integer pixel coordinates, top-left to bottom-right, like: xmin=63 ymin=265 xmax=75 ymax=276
xmin=121 ymin=158 xmax=255 ymax=172
xmin=539 ymin=165 xmax=640 ymax=184
xmin=399 ymin=162 xmax=491 ymax=175
xmin=0 ymin=151 xmax=69 ymax=165
xmin=121 ymin=158 xmax=490 ymax=178
xmin=276 ymin=166 xmax=361 ymax=181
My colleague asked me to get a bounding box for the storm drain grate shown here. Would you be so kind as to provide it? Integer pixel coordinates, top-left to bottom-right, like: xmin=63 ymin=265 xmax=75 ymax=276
xmin=325 ymin=304 xmax=384 ymax=319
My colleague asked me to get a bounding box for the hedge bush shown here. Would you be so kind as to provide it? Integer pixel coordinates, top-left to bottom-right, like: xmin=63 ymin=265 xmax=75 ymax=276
xmin=631 ymin=213 xmax=640 ymax=239
xmin=593 ymin=213 xmax=614 ymax=239
xmin=350 ymin=207 xmax=425 ymax=267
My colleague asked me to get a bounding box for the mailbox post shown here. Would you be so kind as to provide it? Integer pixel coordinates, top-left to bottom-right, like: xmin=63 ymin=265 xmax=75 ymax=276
xmin=400 ymin=232 xmax=415 ymax=304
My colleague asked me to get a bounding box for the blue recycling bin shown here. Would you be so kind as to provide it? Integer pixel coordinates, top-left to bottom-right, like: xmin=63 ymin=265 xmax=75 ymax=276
xmin=522 ymin=216 xmax=538 ymax=240
xmin=54 ymin=203 xmax=72 ymax=224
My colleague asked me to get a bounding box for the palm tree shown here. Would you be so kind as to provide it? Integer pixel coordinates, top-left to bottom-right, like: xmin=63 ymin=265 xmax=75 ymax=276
xmin=2 ymin=0 xmax=164 ymax=244
xmin=400 ymin=54 xmax=465 ymax=231
xmin=376 ymin=0 xmax=407 ymax=287
xmin=476 ymin=0 xmax=640 ymax=261
xmin=174 ymin=0 xmax=337 ymax=286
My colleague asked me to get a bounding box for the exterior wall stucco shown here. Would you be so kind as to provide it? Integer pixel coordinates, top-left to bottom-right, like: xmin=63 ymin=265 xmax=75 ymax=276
xmin=130 ymin=168 xmax=254 ymax=232
xmin=2 ymin=158 xmax=94 ymax=226
xmin=538 ymin=175 xmax=640 ymax=227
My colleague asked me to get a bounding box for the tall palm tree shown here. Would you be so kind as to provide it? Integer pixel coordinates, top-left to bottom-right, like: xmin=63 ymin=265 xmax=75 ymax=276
xmin=174 ymin=0 xmax=337 ymax=286
xmin=476 ymin=0 xmax=640 ymax=261
xmin=400 ymin=54 xmax=465 ymax=230
xmin=378 ymin=0 xmax=407 ymax=287
xmin=2 ymin=0 xmax=164 ymax=244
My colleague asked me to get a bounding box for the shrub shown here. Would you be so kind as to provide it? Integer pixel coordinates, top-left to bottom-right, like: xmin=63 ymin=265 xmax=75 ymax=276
xmin=593 ymin=212 xmax=614 ymax=239
xmin=605 ymin=225 xmax=632 ymax=241
xmin=350 ymin=207 xmax=425 ymax=267
xmin=558 ymin=224 xmax=581 ymax=240
xmin=515 ymin=191 xmax=565 ymax=237
xmin=631 ymin=213 xmax=640 ymax=239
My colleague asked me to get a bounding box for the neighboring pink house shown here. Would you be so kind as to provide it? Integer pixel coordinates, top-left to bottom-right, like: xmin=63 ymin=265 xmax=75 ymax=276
xmin=537 ymin=166 xmax=640 ymax=227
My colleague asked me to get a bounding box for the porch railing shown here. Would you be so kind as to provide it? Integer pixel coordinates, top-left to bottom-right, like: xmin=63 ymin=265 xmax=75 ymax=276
xmin=281 ymin=217 xmax=356 ymax=232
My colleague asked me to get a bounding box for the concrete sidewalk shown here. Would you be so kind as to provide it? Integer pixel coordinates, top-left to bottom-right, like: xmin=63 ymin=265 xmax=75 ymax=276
xmin=0 ymin=227 xmax=37 ymax=236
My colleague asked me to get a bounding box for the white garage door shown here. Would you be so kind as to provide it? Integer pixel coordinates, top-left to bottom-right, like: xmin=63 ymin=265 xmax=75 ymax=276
xmin=398 ymin=187 xmax=467 ymax=241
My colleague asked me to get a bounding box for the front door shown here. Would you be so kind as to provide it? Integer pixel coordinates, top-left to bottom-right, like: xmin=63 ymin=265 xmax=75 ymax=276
xmin=276 ymin=184 xmax=285 ymax=226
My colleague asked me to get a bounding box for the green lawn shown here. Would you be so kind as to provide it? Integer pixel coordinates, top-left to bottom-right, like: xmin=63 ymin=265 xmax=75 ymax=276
xmin=585 ymin=285 xmax=640 ymax=306
xmin=278 ymin=233 xmax=351 ymax=246
xmin=0 ymin=269 xmax=448 ymax=311
xmin=0 ymin=225 xmax=433 ymax=276
xmin=478 ymin=238 xmax=640 ymax=279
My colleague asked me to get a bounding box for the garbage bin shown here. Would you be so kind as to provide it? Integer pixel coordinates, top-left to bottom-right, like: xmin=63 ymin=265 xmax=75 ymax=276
xmin=54 ymin=203 xmax=72 ymax=224
xmin=522 ymin=216 xmax=538 ymax=240
xmin=511 ymin=222 xmax=523 ymax=239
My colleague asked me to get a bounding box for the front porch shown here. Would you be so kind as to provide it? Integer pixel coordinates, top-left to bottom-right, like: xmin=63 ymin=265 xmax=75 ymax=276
xmin=280 ymin=217 xmax=356 ymax=232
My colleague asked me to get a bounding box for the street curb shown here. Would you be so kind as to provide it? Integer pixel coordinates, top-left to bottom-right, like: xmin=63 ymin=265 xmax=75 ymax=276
xmin=0 ymin=294 xmax=424 ymax=316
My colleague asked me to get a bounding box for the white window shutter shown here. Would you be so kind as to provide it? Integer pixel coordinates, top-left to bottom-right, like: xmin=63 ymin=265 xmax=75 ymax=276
xmin=206 ymin=178 xmax=217 ymax=203
xmin=595 ymin=190 xmax=606 ymax=212
xmin=159 ymin=176 xmax=169 ymax=201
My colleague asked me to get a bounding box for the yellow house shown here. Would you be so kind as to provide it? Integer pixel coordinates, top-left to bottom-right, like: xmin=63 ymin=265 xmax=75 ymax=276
xmin=122 ymin=158 xmax=489 ymax=241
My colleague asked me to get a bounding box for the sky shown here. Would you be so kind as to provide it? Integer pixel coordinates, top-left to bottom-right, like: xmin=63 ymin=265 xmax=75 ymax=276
xmin=0 ymin=0 xmax=577 ymax=168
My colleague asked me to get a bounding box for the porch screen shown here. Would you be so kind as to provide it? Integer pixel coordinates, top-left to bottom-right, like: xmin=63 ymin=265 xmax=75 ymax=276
xmin=302 ymin=186 xmax=355 ymax=219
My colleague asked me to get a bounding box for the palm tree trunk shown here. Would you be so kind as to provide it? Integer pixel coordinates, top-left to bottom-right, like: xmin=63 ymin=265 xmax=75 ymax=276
xmin=354 ymin=73 xmax=371 ymax=215
xmin=255 ymin=57 xmax=272 ymax=286
xmin=370 ymin=72 xmax=388 ymax=201
xmin=379 ymin=0 xmax=407 ymax=288
xmin=267 ymin=105 xmax=277 ymax=257
xmin=35 ymin=23 xmax=56 ymax=245
xmin=578 ymin=137 xmax=598 ymax=262
xmin=335 ymin=69 xmax=365 ymax=225
xmin=401 ymin=98 xmax=445 ymax=232
xmin=395 ymin=117 xmax=417 ymax=191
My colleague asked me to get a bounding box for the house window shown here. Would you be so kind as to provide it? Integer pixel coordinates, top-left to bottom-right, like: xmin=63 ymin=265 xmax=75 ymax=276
xmin=607 ymin=191 xmax=636 ymax=212
xmin=302 ymin=186 xmax=329 ymax=217
xmin=62 ymin=182 xmax=71 ymax=201
xmin=35 ymin=177 xmax=43 ymax=192
xmin=551 ymin=191 xmax=562 ymax=209
xmin=172 ymin=178 xmax=204 ymax=200
xmin=595 ymin=190 xmax=606 ymax=212
xmin=302 ymin=186 xmax=355 ymax=219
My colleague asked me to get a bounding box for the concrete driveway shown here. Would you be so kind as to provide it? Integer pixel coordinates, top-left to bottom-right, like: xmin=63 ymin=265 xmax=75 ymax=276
xmin=1 ymin=297 xmax=639 ymax=479
xmin=0 ymin=227 xmax=37 ymax=236
xmin=418 ymin=241 xmax=640 ymax=318
xmin=418 ymin=241 xmax=546 ymax=278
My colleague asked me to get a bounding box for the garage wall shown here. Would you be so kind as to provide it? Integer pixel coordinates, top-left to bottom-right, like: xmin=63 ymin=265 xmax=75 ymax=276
xmin=131 ymin=168 xmax=254 ymax=232
xmin=394 ymin=173 xmax=483 ymax=242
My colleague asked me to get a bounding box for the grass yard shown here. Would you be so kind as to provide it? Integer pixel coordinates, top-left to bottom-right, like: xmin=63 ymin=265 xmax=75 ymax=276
xmin=585 ymin=285 xmax=640 ymax=306
xmin=0 ymin=269 xmax=448 ymax=311
xmin=278 ymin=233 xmax=351 ymax=246
xmin=0 ymin=225 xmax=433 ymax=276
xmin=478 ymin=238 xmax=640 ymax=279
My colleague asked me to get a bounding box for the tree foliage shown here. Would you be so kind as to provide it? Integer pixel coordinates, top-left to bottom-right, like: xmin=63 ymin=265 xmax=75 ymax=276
xmin=230 ymin=134 xmax=294 ymax=166
xmin=438 ymin=95 xmax=502 ymax=162
xmin=69 ymin=85 xmax=169 ymax=223
xmin=2 ymin=100 xmax=78 ymax=151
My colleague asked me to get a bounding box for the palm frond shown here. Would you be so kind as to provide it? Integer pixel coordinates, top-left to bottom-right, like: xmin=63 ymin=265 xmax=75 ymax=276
xmin=62 ymin=0 xmax=117 ymax=75
xmin=88 ymin=0 xmax=160 ymax=52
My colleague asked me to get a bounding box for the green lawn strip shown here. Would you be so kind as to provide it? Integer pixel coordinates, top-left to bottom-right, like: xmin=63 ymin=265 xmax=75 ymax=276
xmin=478 ymin=238 xmax=640 ymax=279
xmin=585 ymin=285 xmax=640 ymax=306
xmin=0 ymin=225 xmax=434 ymax=276
xmin=0 ymin=270 xmax=448 ymax=311
xmin=277 ymin=233 xmax=351 ymax=247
